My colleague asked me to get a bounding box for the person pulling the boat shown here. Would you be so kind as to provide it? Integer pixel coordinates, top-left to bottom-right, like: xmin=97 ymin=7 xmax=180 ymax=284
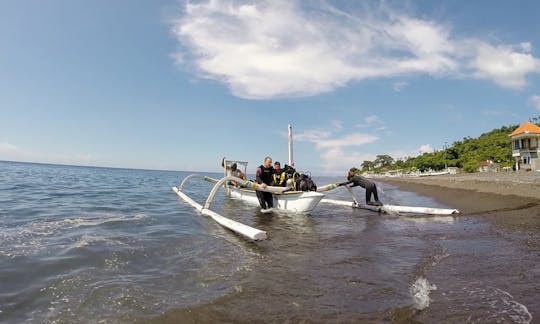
xmin=338 ymin=168 xmax=383 ymax=206
xmin=255 ymin=156 xmax=275 ymax=211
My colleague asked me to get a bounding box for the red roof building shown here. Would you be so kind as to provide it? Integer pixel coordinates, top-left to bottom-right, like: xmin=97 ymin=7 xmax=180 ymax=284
xmin=509 ymin=121 xmax=540 ymax=137
xmin=510 ymin=121 xmax=540 ymax=170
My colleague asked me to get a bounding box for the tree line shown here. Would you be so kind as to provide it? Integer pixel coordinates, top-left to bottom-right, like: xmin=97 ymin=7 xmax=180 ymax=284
xmin=357 ymin=124 xmax=523 ymax=174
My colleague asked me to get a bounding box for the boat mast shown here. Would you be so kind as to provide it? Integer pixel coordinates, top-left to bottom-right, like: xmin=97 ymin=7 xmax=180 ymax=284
xmin=288 ymin=124 xmax=294 ymax=167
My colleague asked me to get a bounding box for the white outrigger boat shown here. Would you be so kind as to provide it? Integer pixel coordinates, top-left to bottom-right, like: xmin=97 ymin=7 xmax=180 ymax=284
xmin=172 ymin=125 xmax=459 ymax=241
xmin=218 ymin=159 xmax=324 ymax=214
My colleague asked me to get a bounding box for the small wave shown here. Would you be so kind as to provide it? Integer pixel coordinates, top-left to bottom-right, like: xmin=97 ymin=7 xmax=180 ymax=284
xmin=63 ymin=213 xmax=147 ymax=228
xmin=410 ymin=277 xmax=437 ymax=310
xmin=463 ymin=285 xmax=532 ymax=323
xmin=68 ymin=234 xmax=127 ymax=250
xmin=430 ymin=250 xmax=450 ymax=267
xmin=0 ymin=213 xmax=146 ymax=258
xmin=413 ymin=245 xmax=450 ymax=282
xmin=408 ymin=215 xmax=457 ymax=224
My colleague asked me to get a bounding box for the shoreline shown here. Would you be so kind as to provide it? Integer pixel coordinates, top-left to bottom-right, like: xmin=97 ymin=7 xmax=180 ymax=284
xmin=379 ymin=172 xmax=540 ymax=233
xmin=377 ymin=171 xmax=540 ymax=200
xmin=379 ymin=173 xmax=540 ymax=322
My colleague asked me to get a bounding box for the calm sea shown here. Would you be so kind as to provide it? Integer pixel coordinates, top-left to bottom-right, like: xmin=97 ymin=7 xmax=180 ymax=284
xmin=0 ymin=161 xmax=534 ymax=323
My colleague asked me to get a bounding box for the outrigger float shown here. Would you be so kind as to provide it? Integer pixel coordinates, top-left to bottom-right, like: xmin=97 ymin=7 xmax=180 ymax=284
xmin=321 ymin=186 xmax=459 ymax=216
xmin=172 ymin=125 xmax=459 ymax=241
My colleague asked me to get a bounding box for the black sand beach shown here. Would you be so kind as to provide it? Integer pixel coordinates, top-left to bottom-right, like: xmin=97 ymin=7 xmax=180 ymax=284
xmin=382 ymin=172 xmax=540 ymax=234
xmin=382 ymin=172 xmax=540 ymax=323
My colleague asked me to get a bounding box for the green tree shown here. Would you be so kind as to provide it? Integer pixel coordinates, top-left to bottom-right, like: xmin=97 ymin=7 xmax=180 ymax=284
xmin=361 ymin=160 xmax=375 ymax=172
xmin=350 ymin=123 xmax=517 ymax=174
xmin=374 ymin=154 xmax=394 ymax=169
xmin=463 ymin=160 xmax=479 ymax=173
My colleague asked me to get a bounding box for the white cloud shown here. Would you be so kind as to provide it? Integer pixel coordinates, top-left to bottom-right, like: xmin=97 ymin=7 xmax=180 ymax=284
xmin=529 ymin=95 xmax=540 ymax=110
xmin=292 ymin=123 xmax=432 ymax=173
xmin=468 ymin=42 xmax=540 ymax=89
xmin=393 ymin=81 xmax=408 ymax=92
xmin=293 ymin=121 xmax=343 ymax=140
xmin=0 ymin=142 xmax=21 ymax=154
xmin=388 ymin=146 xmax=434 ymax=160
xmin=319 ymin=147 xmax=376 ymax=175
xmin=364 ymin=115 xmax=379 ymax=124
xmin=0 ymin=142 xmax=31 ymax=162
xmin=418 ymin=144 xmax=434 ymax=154
xmin=294 ymin=123 xmax=379 ymax=174
xmin=294 ymin=129 xmax=332 ymax=142
xmin=172 ymin=1 xmax=540 ymax=98
xmin=388 ymin=149 xmax=415 ymax=161
xmin=295 ymin=127 xmax=378 ymax=149
xmin=480 ymin=110 xmax=504 ymax=116
xmin=329 ymin=120 xmax=343 ymax=132
xmin=356 ymin=115 xmax=390 ymax=134
xmin=0 ymin=141 xmax=98 ymax=167
xmin=315 ymin=133 xmax=378 ymax=149
xmin=520 ymin=42 xmax=532 ymax=52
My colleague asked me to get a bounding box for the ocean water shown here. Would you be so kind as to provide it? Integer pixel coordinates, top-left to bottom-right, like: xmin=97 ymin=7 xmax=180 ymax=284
xmin=0 ymin=161 xmax=534 ymax=323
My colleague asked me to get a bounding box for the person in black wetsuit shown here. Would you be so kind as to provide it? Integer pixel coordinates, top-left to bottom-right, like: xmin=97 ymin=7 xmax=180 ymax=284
xmin=339 ymin=169 xmax=383 ymax=206
xmin=255 ymin=156 xmax=275 ymax=210
xmin=272 ymin=161 xmax=286 ymax=186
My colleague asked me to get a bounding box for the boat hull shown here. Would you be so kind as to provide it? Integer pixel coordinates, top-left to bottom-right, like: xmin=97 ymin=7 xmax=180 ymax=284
xmin=228 ymin=186 xmax=324 ymax=213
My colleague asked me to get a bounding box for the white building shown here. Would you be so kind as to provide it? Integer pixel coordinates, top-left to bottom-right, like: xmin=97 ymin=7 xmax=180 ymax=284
xmin=510 ymin=121 xmax=540 ymax=171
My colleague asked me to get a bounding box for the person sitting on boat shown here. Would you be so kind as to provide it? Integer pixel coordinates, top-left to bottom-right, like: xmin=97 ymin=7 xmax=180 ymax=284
xmin=229 ymin=163 xmax=245 ymax=180
xmin=221 ymin=159 xmax=246 ymax=187
xmin=338 ymin=169 xmax=383 ymax=206
xmin=228 ymin=163 xmax=246 ymax=187
xmin=272 ymin=161 xmax=286 ymax=187
xmin=255 ymin=156 xmax=275 ymax=210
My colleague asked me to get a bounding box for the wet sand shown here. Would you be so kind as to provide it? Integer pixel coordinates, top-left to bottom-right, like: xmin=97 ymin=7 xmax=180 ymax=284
xmin=381 ymin=171 xmax=540 ymax=199
xmin=381 ymin=172 xmax=540 ymax=322
xmin=380 ymin=172 xmax=540 ymax=234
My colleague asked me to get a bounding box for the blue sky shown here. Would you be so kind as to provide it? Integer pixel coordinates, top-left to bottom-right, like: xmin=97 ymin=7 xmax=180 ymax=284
xmin=1 ymin=0 xmax=540 ymax=175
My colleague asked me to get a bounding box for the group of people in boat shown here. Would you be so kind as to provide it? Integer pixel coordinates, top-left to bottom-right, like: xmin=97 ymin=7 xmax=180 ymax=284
xmin=224 ymin=156 xmax=383 ymax=211
xmin=224 ymin=156 xmax=301 ymax=210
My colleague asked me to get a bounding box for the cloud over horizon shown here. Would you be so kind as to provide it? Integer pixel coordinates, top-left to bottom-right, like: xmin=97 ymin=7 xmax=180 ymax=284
xmin=293 ymin=121 xmax=382 ymax=173
xmin=0 ymin=142 xmax=100 ymax=167
xmin=171 ymin=0 xmax=540 ymax=99
xmin=292 ymin=121 xmax=439 ymax=173
xmin=0 ymin=142 xmax=22 ymax=157
xmin=530 ymin=95 xmax=540 ymax=111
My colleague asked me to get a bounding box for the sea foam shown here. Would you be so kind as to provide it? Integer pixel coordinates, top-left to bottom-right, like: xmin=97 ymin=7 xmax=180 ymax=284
xmin=410 ymin=277 xmax=437 ymax=310
xmin=464 ymin=285 xmax=532 ymax=324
